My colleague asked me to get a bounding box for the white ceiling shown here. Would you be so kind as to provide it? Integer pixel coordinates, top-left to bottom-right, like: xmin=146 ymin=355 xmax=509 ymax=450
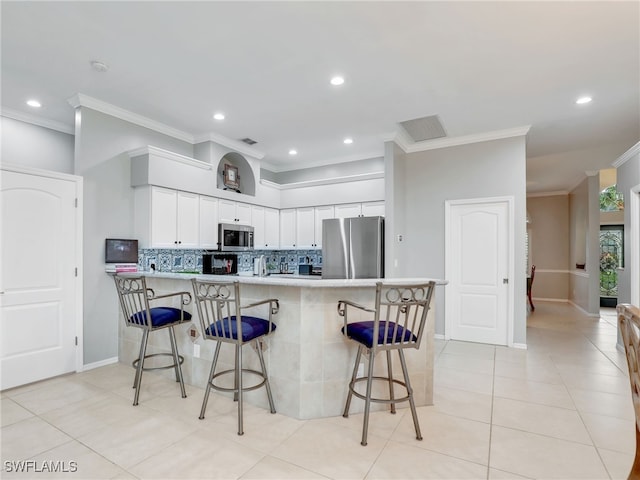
xmin=2 ymin=1 xmax=638 ymax=193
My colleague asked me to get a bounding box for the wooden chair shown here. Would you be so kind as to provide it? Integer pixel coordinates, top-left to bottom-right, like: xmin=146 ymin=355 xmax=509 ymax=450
xmin=617 ymin=303 xmax=640 ymax=479
xmin=527 ymin=265 xmax=536 ymax=311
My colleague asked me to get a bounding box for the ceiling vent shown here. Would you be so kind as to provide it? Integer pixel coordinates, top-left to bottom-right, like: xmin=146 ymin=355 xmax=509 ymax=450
xmin=399 ymin=115 xmax=446 ymax=142
xmin=240 ymin=137 xmax=257 ymax=145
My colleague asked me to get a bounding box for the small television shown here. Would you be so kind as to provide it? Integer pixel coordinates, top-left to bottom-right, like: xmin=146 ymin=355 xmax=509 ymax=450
xmin=105 ymin=238 xmax=139 ymax=264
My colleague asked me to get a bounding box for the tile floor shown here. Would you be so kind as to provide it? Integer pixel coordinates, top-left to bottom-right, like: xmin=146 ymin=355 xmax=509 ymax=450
xmin=1 ymin=302 xmax=635 ymax=479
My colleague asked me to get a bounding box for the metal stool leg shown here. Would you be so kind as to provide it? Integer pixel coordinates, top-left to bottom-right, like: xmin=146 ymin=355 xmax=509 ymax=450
xmin=236 ymin=344 xmax=244 ymax=436
xmin=256 ymin=339 xmax=276 ymax=414
xmin=386 ymin=350 xmax=396 ymax=414
xmin=133 ymin=330 xmax=149 ymax=406
xmin=361 ymin=349 xmax=376 ymax=446
xmin=343 ymin=345 xmax=363 ymax=418
xmin=398 ymin=349 xmax=422 ymax=441
xmin=168 ymin=326 xmax=186 ymax=398
xmin=199 ymin=341 xmax=221 ymax=420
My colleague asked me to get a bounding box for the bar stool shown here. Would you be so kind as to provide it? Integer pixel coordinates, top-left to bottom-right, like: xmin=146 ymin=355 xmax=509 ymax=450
xmin=113 ymin=275 xmax=192 ymax=406
xmin=191 ymin=279 xmax=279 ymax=435
xmin=338 ymin=281 xmax=435 ymax=446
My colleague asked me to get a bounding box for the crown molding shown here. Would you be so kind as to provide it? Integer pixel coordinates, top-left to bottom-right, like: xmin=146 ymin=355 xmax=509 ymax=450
xmin=260 ymin=171 xmax=384 ymax=190
xmin=68 ymin=93 xmax=194 ymax=143
xmin=192 ymin=131 xmax=265 ymax=160
xmin=527 ymin=190 xmax=569 ymax=198
xmin=128 ymin=145 xmax=212 ymax=170
xmin=385 ymin=126 xmax=531 ymax=154
xmin=1 ymin=107 xmax=74 ymax=135
xmin=612 ymin=141 xmax=640 ymax=168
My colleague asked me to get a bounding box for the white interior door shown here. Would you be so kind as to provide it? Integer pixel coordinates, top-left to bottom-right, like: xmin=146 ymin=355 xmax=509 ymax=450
xmin=445 ymin=198 xmax=512 ymax=345
xmin=1 ymin=169 xmax=80 ymax=390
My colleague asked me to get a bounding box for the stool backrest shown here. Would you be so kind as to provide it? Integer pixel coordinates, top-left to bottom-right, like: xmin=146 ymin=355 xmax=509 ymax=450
xmin=191 ymin=279 xmax=241 ymax=342
xmin=113 ymin=275 xmax=153 ymax=329
xmin=374 ymin=281 xmax=436 ymax=350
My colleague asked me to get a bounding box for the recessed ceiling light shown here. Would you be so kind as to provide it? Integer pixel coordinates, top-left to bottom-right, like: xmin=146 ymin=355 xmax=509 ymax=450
xmin=289 ymin=149 xmax=298 ymax=156
xmin=576 ymin=96 xmax=592 ymax=104
xmin=213 ymin=113 xmax=225 ymax=120
xmin=90 ymin=60 xmax=109 ymax=72
xmin=343 ymin=137 xmax=353 ymax=145
xmin=330 ymin=76 xmax=345 ymax=86
xmin=26 ymin=99 xmax=41 ymax=108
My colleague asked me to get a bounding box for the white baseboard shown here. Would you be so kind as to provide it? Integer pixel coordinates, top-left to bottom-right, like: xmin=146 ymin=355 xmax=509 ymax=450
xmin=533 ymin=297 xmax=568 ymax=303
xmin=82 ymin=356 xmax=119 ymax=372
xmin=434 ymin=334 xmax=446 ymax=340
xmin=568 ymin=301 xmax=601 ymax=318
xmin=512 ymin=342 xmax=527 ymax=350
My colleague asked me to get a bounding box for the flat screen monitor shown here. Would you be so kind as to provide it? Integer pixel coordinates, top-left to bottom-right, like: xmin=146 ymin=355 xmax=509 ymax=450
xmin=105 ymin=238 xmax=138 ymax=264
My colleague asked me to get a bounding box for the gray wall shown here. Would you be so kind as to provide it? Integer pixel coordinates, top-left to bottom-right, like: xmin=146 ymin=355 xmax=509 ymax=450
xmin=74 ymin=107 xmax=193 ymax=365
xmin=389 ymin=136 xmax=528 ymax=344
xmin=1 ymin=116 xmax=74 ymax=173
xmin=265 ymin=157 xmax=384 ymax=185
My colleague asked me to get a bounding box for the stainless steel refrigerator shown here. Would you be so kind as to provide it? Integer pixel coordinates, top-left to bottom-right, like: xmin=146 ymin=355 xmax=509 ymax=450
xmin=322 ymin=216 xmax=384 ymax=279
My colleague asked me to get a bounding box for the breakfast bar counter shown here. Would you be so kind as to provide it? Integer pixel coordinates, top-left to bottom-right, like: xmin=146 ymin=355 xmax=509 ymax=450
xmin=117 ymin=272 xmax=446 ymax=419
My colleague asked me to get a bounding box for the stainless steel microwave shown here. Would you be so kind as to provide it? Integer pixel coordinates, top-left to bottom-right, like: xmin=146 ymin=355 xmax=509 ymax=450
xmin=218 ymin=223 xmax=254 ymax=251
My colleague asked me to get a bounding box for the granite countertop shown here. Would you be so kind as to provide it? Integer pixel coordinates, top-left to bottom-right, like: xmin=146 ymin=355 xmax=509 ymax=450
xmin=119 ymin=271 xmax=447 ymax=288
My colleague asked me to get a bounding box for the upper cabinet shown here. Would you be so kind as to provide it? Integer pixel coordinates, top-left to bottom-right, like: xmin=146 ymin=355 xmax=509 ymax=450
xmin=335 ymin=201 xmax=385 ymax=218
xmin=218 ymin=199 xmax=252 ymax=225
xmin=296 ymin=205 xmax=334 ymax=249
xmin=135 ymin=186 xmax=199 ymax=248
xmin=252 ymin=205 xmax=280 ymax=249
xmin=199 ymin=196 xmax=218 ymax=249
xmin=279 ymin=209 xmax=297 ymax=249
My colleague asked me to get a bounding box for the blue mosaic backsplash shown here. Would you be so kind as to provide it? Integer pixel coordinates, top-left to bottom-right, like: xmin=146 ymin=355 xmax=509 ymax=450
xmin=138 ymin=249 xmax=322 ymax=274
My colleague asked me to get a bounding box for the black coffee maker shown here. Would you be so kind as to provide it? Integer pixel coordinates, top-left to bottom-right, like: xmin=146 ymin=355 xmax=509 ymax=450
xmin=202 ymin=252 xmax=238 ymax=275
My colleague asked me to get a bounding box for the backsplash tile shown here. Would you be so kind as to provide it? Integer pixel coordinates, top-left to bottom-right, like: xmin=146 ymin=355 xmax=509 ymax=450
xmin=139 ymin=248 xmax=321 ymax=274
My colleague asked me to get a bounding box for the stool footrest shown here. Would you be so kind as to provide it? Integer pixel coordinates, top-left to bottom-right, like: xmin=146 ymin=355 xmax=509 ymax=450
xmin=208 ymin=368 xmax=268 ymax=394
xmin=348 ymin=376 xmax=412 ymax=404
xmin=132 ymin=352 xmax=184 ymax=372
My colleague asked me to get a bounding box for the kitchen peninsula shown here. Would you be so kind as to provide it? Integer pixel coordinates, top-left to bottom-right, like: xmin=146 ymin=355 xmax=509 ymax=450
xmin=117 ymin=272 xmax=446 ymax=420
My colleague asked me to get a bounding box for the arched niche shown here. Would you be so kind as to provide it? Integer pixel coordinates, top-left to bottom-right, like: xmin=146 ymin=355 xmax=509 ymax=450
xmin=216 ymin=152 xmax=256 ymax=196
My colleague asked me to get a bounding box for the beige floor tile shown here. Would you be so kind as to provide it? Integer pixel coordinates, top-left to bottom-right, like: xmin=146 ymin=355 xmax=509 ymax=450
xmin=493 ymin=376 xmax=575 ymax=409
xmin=1 ymin=417 xmax=73 ymax=462
xmin=367 ymin=440 xmax=488 ymax=479
xmin=240 ymin=456 xmax=327 ymax=479
xmin=494 ymin=359 xmax=563 ymax=385
xmin=391 ymin=408 xmax=490 ymax=465
xmin=436 ymin=352 xmax=495 ymax=375
xmin=558 ymin=369 xmax=630 ymax=396
xmin=431 ymin=385 xmax=493 ymax=423
xmin=489 ymin=426 xmax=609 ymax=479
xmin=271 ymin=421 xmax=385 ymax=479
xmin=129 ymin=428 xmax=265 ymax=479
xmin=441 ymin=341 xmax=496 ymax=359
xmin=77 ymin=410 xmax=197 ymax=469
xmin=568 ymin=387 xmax=635 ymax=420
xmin=598 ymin=447 xmax=635 ymax=480
xmin=1 ymin=397 xmax=35 ymax=427
xmin=580 ymin=411 xmax=635 ymax=454
xmin=487 ymin=468 xmax=532 ymax=479
xmin=23 ymin=440 xmax=127 ymax=479
xmin=8 ymin=377 xmax=106 ymax=415
xmin=492 ymin=397 xmax=592 ymax=444
xmin=434 ymin=366 xmax=494 ymax=396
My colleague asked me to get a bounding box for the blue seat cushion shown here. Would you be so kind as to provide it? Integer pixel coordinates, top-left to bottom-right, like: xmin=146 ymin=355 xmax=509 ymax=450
xmin=130 ymin=307 xmax=192 ymax=328
xmin=342 ymin=321 xmax=416 ymax=348
xmin=205 ymin=316 xmax=276 ymax=342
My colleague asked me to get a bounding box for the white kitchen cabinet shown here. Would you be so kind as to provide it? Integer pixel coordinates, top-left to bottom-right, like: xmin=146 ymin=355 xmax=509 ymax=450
xmin=218 ymin=199 xmax=252 ymax=225
xmin=334 ymin=201 xmax=385 ymax=218
xmin=296 ymin=205 xmax=333 ymax=249
xmin=199 ymin=196 xmax=218 ymax=249
xmin=264 ymin=207 xmax=280 ymax=249
xmin=135 ymin=186 xmax=199 ymax=248
xmin=253 ymin=205 xmax=280 ymax=250
xmin=361 ymin=201 xmax=385 ymax=217
xmin=279 ymin=209 xmax=296 ymax=249
xmin=334 ymin=203 xmax=363 ymax=218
